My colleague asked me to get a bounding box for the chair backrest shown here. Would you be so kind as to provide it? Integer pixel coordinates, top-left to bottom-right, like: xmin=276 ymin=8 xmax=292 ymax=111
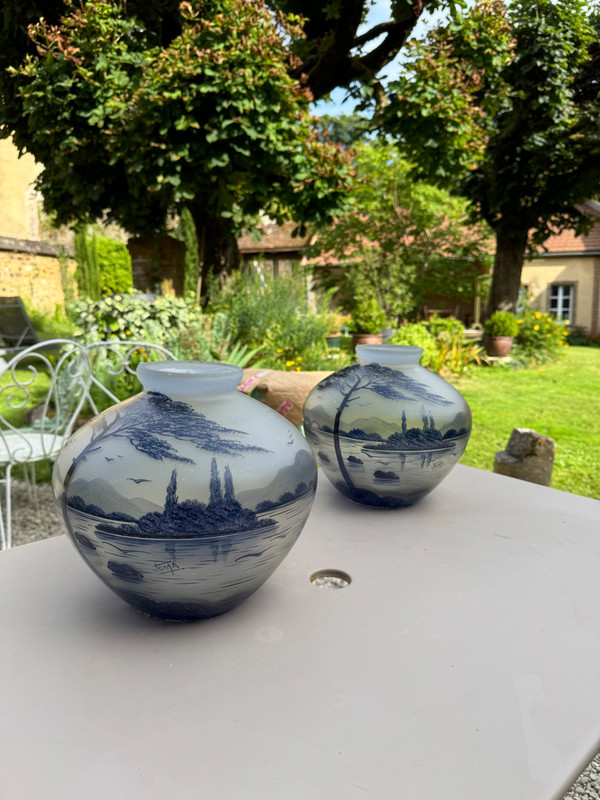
xmin=0 ymin=339 xmax=91 ymax=466
xmin=83 ymin=340 xmax=177 ymax=416
xmin=0 ymin=297 xmax=38 ymax=351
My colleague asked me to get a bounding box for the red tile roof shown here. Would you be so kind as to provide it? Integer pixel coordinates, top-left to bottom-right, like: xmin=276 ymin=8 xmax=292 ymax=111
xmin=541 ymin=200 xmax=600 ymax=253
xmin=237 ymin=221 xmax=311 ymax=254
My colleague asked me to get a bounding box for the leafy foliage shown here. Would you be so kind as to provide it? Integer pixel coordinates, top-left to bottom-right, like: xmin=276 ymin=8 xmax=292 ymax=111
xmin=95 ymin=237 xmax=133 ymax=296
xmin=483 ymin=311 xmax=519 ymax=338
xmin=382 ymin=0 xmax=600 ymax=312
xmin=514 ymin=307 xmax=570 ymax=364
xmin=70 ymin=293 xmax=202 ymax=346
xmin=311 ymin=139 xmax=492 ymax=323
xmin=388 ymin=323 xmax=440 ymax=368
xmin=176 ymin=208 xmax=200 ymax=298
xmin=347 ymin=296 xmax=386 ymax=333
xmin=1 ymin=0 xmax=353 ymax=289
xmin=268 ymin=0 xmax=448 ymax=101
xmin=389 ymin=321 xmax=486 ymax=375
xmin=74 ymin=227 xmax=101 ymax=301
xmin=206 ymin=266 xmax=335 ymax=370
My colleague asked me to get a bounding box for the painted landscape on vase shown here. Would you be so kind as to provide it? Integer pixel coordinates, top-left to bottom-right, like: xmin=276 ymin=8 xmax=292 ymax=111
xmin=303 ymin=362 xmax=471 ymax=507
xmin=58 ymin=457 xmax=316 ymax=619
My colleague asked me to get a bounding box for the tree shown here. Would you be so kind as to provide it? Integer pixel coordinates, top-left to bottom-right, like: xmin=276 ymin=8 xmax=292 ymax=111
xmin=268 ymin=0 xmax=451 ymax=101
xmin=0 ymin=0 xmax=449 ymax=296
xmin=311 ymin=139 xmax=492 ymax=322
xmin=313 ymin=113 xmax=371 ymax=147
xmin=0 ymin=0 xmax=353 ymax=296
xmin=380 ymin=0 xmax=600 ymax=313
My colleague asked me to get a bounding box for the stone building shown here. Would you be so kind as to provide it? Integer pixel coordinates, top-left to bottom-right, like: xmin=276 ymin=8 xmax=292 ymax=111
xmin=0 ymin=138 xmax=75 ymax=311
xmin=521 ymin=200 xmax=600 ymax=334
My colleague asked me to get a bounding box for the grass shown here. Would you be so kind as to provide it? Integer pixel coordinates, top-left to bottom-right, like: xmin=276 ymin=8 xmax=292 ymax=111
xmin=449 ymin=347 xmax=600 ymax=500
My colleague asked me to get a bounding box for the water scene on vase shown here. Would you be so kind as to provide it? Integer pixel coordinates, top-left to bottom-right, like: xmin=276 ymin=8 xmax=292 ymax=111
xmin=304 ymin=363 xmax=471 ymax=507
xmin=53 ymin=391 xmax=317 ymax=618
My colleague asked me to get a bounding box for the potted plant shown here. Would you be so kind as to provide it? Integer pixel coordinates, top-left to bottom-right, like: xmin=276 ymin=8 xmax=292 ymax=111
xmin=483 ymin=311 xmax=519 ymax=357
xmin=326 ymin=313 xmax=349 ymax=349
xmin=348 ymin=298 xmax=387 ymax=347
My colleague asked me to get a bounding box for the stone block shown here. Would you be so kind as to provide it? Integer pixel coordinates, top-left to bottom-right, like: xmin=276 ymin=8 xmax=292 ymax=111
xmin=494 ymin=427 xmax=556 ymax=486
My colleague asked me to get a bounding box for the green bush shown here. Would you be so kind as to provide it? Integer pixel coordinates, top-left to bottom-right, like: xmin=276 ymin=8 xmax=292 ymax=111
xmin=567 ymin=325 xmax=600 ymax=347
xmin=514 ymin=308 xmax=569 ymax=363
xmin=388 ymin=321 xmax=485 ymax=374
xmin=74 ymin=227 xmax=101 ymax=300
xmin=96 ymin=237 xmax=133 ymax=295
xmin=427 ymin=314 xmax=465 ymax=338
xmin=69 ymin=294 xmax=203 ymax=346
xmin=26 ymin=301 xmax=80 ymax=340
xmin=388 ymin=323 xmax=439 ymax=367
xmin=207 ymin=268 xmax=333 ymax=370
xmin=348 ymin=296 xmax=387 ymax=334
xmin=483 ymin=311 xmax=519 ymax=337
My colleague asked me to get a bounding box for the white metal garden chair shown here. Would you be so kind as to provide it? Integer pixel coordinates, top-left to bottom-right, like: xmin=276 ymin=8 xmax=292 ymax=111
xmin=83 ymin=340 xmax=177 ymax=415
xmin=0 ymin=339 xmax=91 ymax=549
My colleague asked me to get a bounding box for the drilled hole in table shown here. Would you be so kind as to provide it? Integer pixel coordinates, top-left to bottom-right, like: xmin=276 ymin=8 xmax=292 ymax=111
xmin=310 ymin=569 xmax=352 ymax=589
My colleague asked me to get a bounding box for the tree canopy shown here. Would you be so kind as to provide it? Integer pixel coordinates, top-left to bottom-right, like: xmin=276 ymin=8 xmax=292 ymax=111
xmin=0 ymin=0 xmax=448 ymax=295
xmin=311 ymin=139 xmax=492 ymax=323
xmin=380 ymin=0 xmax=600 ymax=313
xmin=0 ymin=0 xmax=354 ymax=292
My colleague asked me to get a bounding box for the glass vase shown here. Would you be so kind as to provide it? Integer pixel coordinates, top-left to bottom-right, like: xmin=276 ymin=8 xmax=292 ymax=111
xmin=53 ymin=361 xmax=317 ymax=620
xmin=303 ymin=345 xmax=471 ymax=507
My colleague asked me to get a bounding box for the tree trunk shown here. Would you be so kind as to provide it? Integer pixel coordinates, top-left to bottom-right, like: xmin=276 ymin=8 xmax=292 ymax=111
xmin=188 ymin=204 xmax=240 ymax=303
xmin=487 ymin=230 xmax=529 ymax=315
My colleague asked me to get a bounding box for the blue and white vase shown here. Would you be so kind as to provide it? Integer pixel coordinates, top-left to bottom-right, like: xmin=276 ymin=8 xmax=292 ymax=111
xmin=52 ymin=361 xmax=317 ymax=621
xmin=302 ymin=344 xmax=471 ymax=507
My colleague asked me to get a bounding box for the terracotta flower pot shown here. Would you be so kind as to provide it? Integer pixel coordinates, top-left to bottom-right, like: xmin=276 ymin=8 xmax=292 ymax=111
xmin=485 ymin=336 xmax=514 ymax=357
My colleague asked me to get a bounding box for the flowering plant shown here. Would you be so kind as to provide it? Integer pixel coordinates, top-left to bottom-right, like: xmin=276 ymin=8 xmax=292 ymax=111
xmin=514 ymin=308 xmax=569 ymax=362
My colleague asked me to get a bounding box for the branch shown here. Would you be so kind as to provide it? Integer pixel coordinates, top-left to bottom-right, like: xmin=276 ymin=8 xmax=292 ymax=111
xmin=353 ymin=22 xmax=398 ymax=50
xmin=291 ymin=2 xmax=426 ymax=100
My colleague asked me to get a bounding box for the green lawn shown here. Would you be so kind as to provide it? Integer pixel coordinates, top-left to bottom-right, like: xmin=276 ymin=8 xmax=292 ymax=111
xmin=450 ymin=347 xmax=600 ymax=499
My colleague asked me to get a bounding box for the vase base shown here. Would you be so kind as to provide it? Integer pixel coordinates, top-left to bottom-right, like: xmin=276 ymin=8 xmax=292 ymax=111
xmin=116 ymin=586 xmax=257 ymax=622
xmin=334 ymin=482 xmax=429 ymax=508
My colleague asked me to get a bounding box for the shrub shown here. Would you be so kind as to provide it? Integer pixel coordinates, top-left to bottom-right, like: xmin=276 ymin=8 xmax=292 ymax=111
xmin=483 ymin=311 xmax=519 ymax=337
xmin=74 ymin=226 xmax=101 ymax=300
xmin=389 ymin=323 xmax=439 ymax=367
xmin=207 ymin=268 xmax=333 ymax=370
xmin=69 ymin=294 xmax=202 ymax=346
xmin=514 ymin=308 xmax=569 ymax=363
xmin=427 ymin=314 xmax=465 ymax=338
xmin=348 ymin=297 xmax=386 ymax=333
xmin=389 ymin=321 xmax=485 ymax=374
xmin=95 ymin=237 xmax=133 ymax=295
xmin=567 ymin=325 xmax=600 ymax=347
xmin=26 ymin=301 xmax=80 ymax=340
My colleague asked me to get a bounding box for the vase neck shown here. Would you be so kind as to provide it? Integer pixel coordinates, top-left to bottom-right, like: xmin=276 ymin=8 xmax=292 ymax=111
xmin=356 ymin=344 xmax=423 ymax=368
xmin=137 ymin=361 xmax=243 ymax=397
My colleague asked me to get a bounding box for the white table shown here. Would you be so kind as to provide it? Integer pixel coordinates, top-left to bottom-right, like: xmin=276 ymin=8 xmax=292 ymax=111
xmin=1 ymin=465 xmax=599 ymax=800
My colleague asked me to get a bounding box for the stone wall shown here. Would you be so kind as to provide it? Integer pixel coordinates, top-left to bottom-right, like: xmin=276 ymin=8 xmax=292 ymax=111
xmin=0 ymin=236 xmax=75 ymax=311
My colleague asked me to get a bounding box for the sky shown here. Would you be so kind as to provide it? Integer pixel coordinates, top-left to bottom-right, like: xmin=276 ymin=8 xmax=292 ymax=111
xmin=311 ymin=0 xmax=451 ymax=117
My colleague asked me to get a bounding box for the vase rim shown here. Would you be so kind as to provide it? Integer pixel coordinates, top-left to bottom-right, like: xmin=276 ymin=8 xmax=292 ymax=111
xmin=137 ymin=361 xmax=243 ymax=395
xmin=356 ymin=344 xmax=423 ymax=365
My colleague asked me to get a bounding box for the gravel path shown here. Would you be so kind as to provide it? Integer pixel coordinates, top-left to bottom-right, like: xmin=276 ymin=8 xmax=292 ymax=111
xmin=9 ymin=479 xmax=64 ymax=547
xmin=5 ymin=480 xmax=600 ymax=798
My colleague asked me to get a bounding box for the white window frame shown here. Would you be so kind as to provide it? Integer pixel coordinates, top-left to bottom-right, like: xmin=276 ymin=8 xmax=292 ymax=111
xmin=548 ymin=284 xmax=574 ymax=322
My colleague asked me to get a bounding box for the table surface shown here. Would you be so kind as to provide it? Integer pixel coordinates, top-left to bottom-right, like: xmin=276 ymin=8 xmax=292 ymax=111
xmin=1 ymin=465 xmax=599 ymax=800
